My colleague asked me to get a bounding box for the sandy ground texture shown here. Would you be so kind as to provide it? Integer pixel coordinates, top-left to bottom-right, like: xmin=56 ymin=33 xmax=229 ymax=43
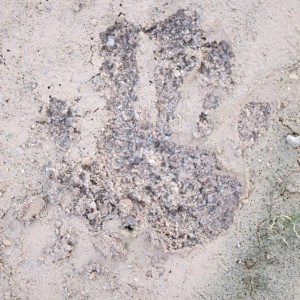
xmin=0 ymin=0 xmax=300 ymax=299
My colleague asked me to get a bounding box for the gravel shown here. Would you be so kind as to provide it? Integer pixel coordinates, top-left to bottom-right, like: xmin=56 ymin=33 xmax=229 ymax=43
xmin=46 ymin=10 xmax=241 ymax=250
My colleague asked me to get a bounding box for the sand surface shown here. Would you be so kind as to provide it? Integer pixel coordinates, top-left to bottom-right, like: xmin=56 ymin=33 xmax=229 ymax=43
xmin=0 ymin=0 xmax=300 ymax=299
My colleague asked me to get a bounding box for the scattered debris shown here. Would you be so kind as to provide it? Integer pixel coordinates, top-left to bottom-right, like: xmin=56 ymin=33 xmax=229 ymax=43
xmin=47 ymin=227 xmax=77 ymax=261
xmin=200 ymin=40 xmax=234 ymax=83
xmin=53 ymin=11 xmax=241 ymax=250
xmin=197 ymin=112 xmax=214 ymax=137
xmin=203 ymin=93 xmax=219 ymax=110
xmin=47 ymin=97 xmax=74 ymax=147
xmin=17 ymin=197 xmax=46 ymax=223
xmin=148 ymin=9 xmax=203 ymax=128
xmin=44 ymin=10 xmax=240 ymax=250
xmin=238 ymin=102 xmax=271 ymax=142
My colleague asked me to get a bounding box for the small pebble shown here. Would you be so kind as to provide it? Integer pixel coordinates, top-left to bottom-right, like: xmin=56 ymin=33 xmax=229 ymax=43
xmin=90 ymin=201 xmax=97 ymax=211
xmin=55 ymin=221 xmax=62 ymax=228
xmin=146 ymin=270 xmax=153 ymax=277
xmin=89 ymin=271 xmax=96 ymax=280
xmin=3 ymin=239 xmax=12 ymax=247
xmin=207 ymin=194 xmax=214 ymax=202
xmin=87 ymin=213 xmax=95 ymax=220
xmin=125 ymin=215 xmax=137 ymax=227
xmin=72 ymin=4 xmax=81 ymax=12
xmin=193 ymin=132 xmax=201 ymax=139
xmin=286 ymin=184 xmax=298 ymax=193
xmin=286 ymin=135 xmax=300 ymax=147
xmin=11 ymin=147 xmax=24 ymax=157
xmin=91 ymin=19 xmax=98 ymax=26
xmin=289 ymin=73 xmax=299 ymax=80
xmin=107 ymin=38 xmax=115 ymax=47
xmin=119 ymin=198 xmax=133 ymax=214
xmin=174 ymin=70 xmax=181 ymax=77
xmin=241 ymin=198 xmax=249 ymax=204
xmin=65 ymin=245 xmax=73 ymax=252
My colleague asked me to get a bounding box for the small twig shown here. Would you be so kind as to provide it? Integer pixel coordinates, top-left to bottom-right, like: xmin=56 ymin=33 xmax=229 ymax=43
xmin=256 ymin=218 xmax=267 ymax=247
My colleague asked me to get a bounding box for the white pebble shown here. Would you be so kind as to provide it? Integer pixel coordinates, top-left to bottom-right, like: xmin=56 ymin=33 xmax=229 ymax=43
xmin=289 ymin=73 xmax=299 ymax=80
xmin=286 ymin=135 xmax=300 ymax=147
xmin=2 ymin=239 xmax=12 ymax=247
xmin=107 ymin=38 xmax=115 ymax=47
xmin=174 ymin=70 xmax=181 ymax=77
xmin=91 ymin=19 xmax=98 ymax=26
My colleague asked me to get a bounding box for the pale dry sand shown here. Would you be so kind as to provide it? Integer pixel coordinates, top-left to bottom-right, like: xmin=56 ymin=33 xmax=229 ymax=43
xmin=0 ymin=1 xmax=300 ymax=299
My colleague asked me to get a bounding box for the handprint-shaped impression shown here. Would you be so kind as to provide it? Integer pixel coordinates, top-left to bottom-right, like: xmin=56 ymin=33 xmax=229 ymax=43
xmin=71 ymin=10 xmax=241 ymax=250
